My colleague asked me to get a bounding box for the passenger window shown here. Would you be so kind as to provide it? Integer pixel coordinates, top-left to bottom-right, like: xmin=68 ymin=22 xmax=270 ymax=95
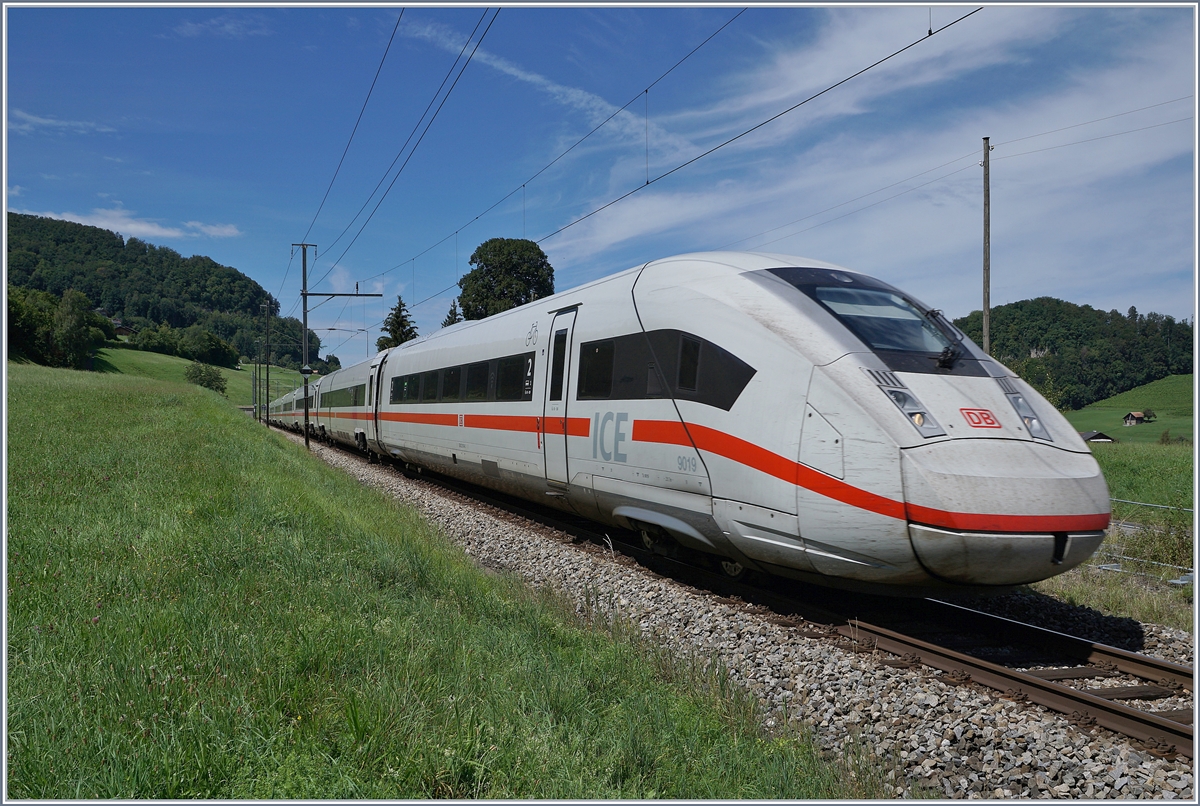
xmin=496 ymin=355 xmax=530 ymax=401
xmin=578 ymin=340 xmax=614 ymax=399
xmin=549 ymin=329 xmax=568 ymax=402
xmin=398 ymin=374 xmax=418 ymax=403
xmin=442 ymin=366 xmax=462 ymax=402
xmin=678 ymin=336 xmax=701 ymax=392
xmin=421 ymin=370 xmax=439 ymax=402
xmin=465 ymin=361 xmax=490 ymax=401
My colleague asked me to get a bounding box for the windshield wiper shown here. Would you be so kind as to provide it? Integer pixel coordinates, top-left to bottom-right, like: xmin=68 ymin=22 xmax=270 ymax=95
xmin=926 ymin=308 xmax=965 ymax=369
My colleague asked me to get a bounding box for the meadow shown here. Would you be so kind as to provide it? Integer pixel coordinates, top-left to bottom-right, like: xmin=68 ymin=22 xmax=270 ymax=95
xmin=6 ymin=361 xmax=875 ymax=799
xmin=1063 ymin=374 xmax=1193 ymax=444
xmin=94 ymin=344 xmax=306 ymax=410
xmin=1048 ymin=375 xmax=1194 ymax=629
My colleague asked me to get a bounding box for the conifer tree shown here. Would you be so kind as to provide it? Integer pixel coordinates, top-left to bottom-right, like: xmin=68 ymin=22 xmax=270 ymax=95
xmin=442 ymin=300 xmax=463 ymax=327
xmin=376 ymin=294 xmax=418 ymax=350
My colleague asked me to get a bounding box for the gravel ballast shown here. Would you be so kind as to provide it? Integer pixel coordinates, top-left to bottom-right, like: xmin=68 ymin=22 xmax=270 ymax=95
xmin=286 ymin=432 xmax=1194 ymax=799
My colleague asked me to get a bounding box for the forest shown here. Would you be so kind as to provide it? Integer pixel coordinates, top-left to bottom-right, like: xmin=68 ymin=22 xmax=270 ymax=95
xmin=6 ymin=212 xmax=334 ymax=372
xmin=954 ymin=297 xmax=1191 ymax=410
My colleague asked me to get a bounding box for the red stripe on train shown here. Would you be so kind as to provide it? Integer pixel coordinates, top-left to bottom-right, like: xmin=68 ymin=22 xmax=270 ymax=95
xmin=631 ymin=419 xmax=1108 ymax=532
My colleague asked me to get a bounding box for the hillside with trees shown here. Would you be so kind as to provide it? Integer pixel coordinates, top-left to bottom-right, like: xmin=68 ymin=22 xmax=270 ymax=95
xmin=954 ymin=297 xmax=1192 ymax=410
xmin=6 ymin=212 xmax=335 ymax=372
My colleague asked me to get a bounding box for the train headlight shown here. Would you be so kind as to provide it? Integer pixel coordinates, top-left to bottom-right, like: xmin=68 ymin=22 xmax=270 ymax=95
xmin=868 ymin=372 xmax=945 ymax=438
xmin=1005 ymin=392 xmax=1053 ymax=441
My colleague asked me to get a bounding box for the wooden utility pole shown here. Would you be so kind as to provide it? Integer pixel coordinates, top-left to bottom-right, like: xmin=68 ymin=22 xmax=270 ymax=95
xmin=982 ymin=136 xmax=992 ymax=356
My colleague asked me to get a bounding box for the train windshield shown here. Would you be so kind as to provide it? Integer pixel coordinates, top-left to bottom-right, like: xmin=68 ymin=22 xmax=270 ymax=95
xmin=764 ymin=266 xmax=980 ymax=375
xmin=813 ymin=286 xmax=951 ymax=353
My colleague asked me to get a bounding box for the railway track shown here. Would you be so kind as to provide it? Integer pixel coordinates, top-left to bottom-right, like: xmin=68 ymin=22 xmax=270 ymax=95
xmin=285 ymin=428 xmax=1195 ymax=761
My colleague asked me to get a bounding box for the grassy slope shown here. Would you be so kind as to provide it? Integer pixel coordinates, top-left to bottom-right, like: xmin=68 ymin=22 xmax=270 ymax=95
xmin=6 ymin=362 xmax=869 ymax=799
xmin=1062 ymin=374 xmax=1194 ymax=443
xmin=94 ymin=345 xmax=306 ymax=409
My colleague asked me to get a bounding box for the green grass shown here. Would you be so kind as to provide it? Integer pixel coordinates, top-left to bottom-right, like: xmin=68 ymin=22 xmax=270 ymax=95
xmin=1032 ymin=566 xmax=1193 ymax=634
xmin=6 ymin=361 xmax=874 ymax=799
xmin=1063 ymin=374 xmax=1193 ymax=443
xmin=93 ymin=344 xmax=306 ymax=409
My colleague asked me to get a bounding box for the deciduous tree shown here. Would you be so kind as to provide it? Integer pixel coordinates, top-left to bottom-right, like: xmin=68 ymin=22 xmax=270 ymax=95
xmin=457 ymin=238 xmax=553 ymax=320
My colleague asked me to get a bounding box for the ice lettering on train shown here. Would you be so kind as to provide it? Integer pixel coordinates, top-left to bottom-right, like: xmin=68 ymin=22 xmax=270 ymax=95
xmin=592 ymin=411 xmax=629 ymax=462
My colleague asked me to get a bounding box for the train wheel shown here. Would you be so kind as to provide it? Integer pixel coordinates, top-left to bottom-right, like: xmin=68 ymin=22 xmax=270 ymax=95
xmin=719 ymin=559 xmax=746 ymax=579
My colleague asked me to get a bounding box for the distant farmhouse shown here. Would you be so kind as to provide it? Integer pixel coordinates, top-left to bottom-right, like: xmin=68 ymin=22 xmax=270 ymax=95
xmin=1079 ymin=431 xmax=1115 ymax=443
xmin=1123 ymin=412 xmax=1145 ymax=426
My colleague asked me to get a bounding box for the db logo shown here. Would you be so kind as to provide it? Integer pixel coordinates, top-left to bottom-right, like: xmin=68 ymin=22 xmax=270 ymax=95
xmin=961 ymin=408 xmax=1001 ymax=428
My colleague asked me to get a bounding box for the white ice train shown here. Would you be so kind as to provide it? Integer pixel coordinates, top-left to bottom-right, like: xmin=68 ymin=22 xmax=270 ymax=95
xmin=269 ymin=252 xmax=1110 ymax=594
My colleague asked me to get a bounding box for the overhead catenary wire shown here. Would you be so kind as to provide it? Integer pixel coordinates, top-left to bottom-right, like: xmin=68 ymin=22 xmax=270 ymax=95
xmin=357 ymin=8 xmax=748 ymax=286
xmin=388 ymin=6 xmax=984 ymax=312
xmin=532 ymin=7 xmax=985 ymax=245
xmin=411 ymin=103 xmax=1185 ymax=320
xmin=299 ymin=10 xmax=405 ymax=247
xmin=316 ymin=9 xmax=491 ymax=269
xmin=312 ymin=8 xmax=499 ymax=292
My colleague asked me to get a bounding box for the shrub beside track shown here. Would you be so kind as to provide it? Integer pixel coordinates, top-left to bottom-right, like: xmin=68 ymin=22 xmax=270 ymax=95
xmin=5 ymin=362 xmax=874 ymax=798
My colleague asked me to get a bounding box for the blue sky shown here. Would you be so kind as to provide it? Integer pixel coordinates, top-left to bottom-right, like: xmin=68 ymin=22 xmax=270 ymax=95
xmin=5 ymin=4 xmax=1196 ymax=364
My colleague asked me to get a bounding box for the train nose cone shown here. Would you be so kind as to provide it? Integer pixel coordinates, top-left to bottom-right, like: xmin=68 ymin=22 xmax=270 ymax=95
xmin=901 ymin=440 xmax=1110 ymax=586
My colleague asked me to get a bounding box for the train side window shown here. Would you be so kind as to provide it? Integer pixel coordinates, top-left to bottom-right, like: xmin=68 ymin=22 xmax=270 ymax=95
xmin=465 ymin=362 xmax=489 ymax=401
xmin=442 ymin=366 xmax=462 ymax=402
xmin=578 ymin=340 xmax=614 ymax=399
xmin=549 ymin=329 xmax=568 ymax=402
xmin=678 ymin=336 xmax=701 ymax=392
xmin=422 ymin=370 xmax=440 ymax=402
xmin=497 ymin=353 xmax=534 ymax=401
xmin=392 ymin=374 xmax=418 ymax=404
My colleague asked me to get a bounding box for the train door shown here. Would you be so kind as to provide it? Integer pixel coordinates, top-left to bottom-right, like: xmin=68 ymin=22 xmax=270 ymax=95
xmin=542 ymin=309 xmax=577 ymax=485
xmin=367 ymin=352 xmax=387 ymax=451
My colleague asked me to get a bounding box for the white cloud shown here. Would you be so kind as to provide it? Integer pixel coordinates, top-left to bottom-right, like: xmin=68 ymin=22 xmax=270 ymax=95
xmin=173 ymin=14 xmax=273 ymax=39
xmin=8 ymin=109 xmax=115 ymax=135
xmin=401 ymin=16 xmax=695 ymax=159
xmin=7 ymin=185 xmax=23 ymax=197
xmin=185 ymin=221 xmax=242 ymax=238
xmin=15 ymin=206 xmax=241 ymax=240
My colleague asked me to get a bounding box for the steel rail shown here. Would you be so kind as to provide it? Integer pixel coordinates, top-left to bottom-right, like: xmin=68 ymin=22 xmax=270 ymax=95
xmin=839 ymin=619 xmax=1193 ymax=760
xmin=925 ymin=598 xmax=1193 ymax=692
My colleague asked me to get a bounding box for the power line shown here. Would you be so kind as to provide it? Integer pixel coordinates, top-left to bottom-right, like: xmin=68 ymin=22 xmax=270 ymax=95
xmin=316 ymin=10 xmax=490 ymax=267
xmin=723 ymin=97 xmax=1196 ymax=251
xmin=733 ymin=114 xmax=1193 ymax=252
xmin=388 ymin=7 xmax=985 ymax=313
xmin=312 ymin=9 xmax=498 ymax=291
xmin=994 ymin=116 xmax=1192 ymax=161
xmin=994 ymin=95 xmax=1192 ymax=148
xmin=358 ymin=8 xmax=748 ymax=286
xmin=300 ymin=10 xmax=405 ymax=245
xmin=533 ymin=7 xmax=984 ymax=245
xmin=717 ymin=148 xmax=980 ymax=250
